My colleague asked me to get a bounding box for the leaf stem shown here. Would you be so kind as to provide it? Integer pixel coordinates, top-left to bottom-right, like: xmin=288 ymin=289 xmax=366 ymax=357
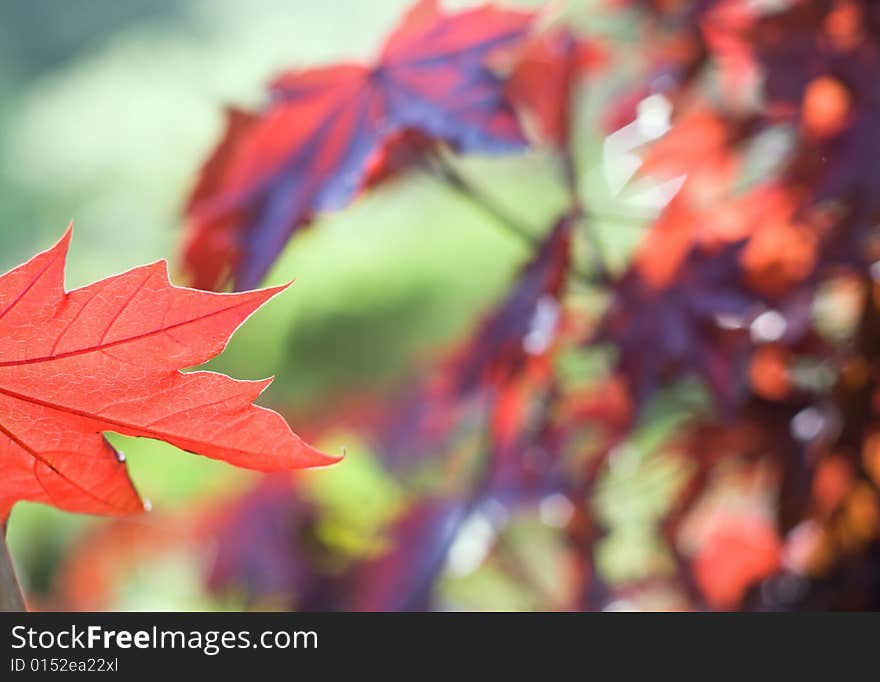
xmin=1 ymin=526 xmax=25 ymax=612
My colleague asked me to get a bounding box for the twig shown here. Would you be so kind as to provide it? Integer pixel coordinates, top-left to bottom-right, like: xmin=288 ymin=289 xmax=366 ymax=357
xmin=559 ymin=148 xmax=612 ymax=286
xmin=426 ymin=154 xmax=609 ymax=287
xmin=427 ymin=154 xmax=541 ymax=250
xmin=1 ymin=527 xmax=25 ymax=612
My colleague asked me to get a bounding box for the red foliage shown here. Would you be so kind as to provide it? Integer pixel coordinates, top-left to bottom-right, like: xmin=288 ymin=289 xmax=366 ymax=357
xmin=182 ymin=1 xmax=603 ymax=291
xmin=171 ymin=0 xmax=880 ymax=611
xmin=0 ymin=228 xmax=335 ymax=521
xmin=41 ymin=0 xmax=880 ymax=612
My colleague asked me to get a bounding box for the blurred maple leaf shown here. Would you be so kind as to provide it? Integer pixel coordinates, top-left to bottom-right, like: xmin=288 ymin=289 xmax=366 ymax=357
xmin=183 ymin=0 xmax=537 ymax=291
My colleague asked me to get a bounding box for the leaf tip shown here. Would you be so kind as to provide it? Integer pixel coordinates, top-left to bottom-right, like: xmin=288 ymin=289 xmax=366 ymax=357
xmin=239 ymin=280 xmax=294 ymax=312
xmin=54 ymin=223 xmax=74 ymax=256
xmin=266 ymin=279 xmax=296 ymax=297
xmin=304 ymin=442 xmax=345 ymax=468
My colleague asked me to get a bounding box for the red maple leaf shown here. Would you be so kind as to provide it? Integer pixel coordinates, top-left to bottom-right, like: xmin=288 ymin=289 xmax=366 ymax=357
xmin=0 ymin=228 xmax=337 ymax=520
xmin=183 ymin=0 xmax=535 ymax=291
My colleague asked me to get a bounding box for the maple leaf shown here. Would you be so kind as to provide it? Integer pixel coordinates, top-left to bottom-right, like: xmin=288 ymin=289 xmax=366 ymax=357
xmin=0 ymin=228 xmax=337 ymax=520
xmin=600 ymin=245 xmax=759 ymax=412
xmin=183 ymin=0 xmax=534 ymax=291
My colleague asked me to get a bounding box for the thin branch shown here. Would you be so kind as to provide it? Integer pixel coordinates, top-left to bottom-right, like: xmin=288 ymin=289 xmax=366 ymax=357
xmin=559 ymin=148 xmax=612 ymax=286
xmin=426 ymin=154 xmax=609 ymax=287
xmin=1 ymin=527 xmax=25 ymax=612
xmin=427 ymin=154 xmax=541 ymax=250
